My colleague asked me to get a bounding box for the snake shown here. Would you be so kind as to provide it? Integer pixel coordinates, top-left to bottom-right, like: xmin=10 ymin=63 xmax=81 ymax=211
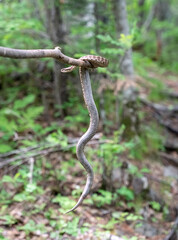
xmin=61 ymin=55 xmax=109 ymax=213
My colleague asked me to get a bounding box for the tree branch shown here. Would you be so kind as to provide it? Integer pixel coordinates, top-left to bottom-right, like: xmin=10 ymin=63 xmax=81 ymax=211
xmin=159 ymin=152 xmax=178 ymax=167
xmin=0 ymin=138 xmax=110 ymax=169
xmin=164 ymin=217 xmax=178 ymax=240
xmin=140 ymin=98 xmax=178 ymax=113
xmin=0 ymin=46 xmax=92 ymax=68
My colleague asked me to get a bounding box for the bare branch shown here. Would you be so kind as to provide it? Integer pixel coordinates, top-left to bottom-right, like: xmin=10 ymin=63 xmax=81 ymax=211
xmin=164 ymin=217 xmax=178 ymax=240
xmin=0 ymin=46 xmax=92 ymax=68
xmin=0 ymin=138 xmax=110 ymax=169
xmin=159 ymin=152 xmax=178 ymax=167
xmin=140 ymin=98 xmax=178 ymax=113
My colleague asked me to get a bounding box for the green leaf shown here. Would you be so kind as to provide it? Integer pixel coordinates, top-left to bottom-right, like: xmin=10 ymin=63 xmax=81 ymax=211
xmin=13 ymin=192 xmax=35 ymax=202
xmin=99 ymin=218 xmax=118 ymax=230
xmin=150 ymin=201 xmax=161 ymax=211
xmin=52 ymin=194 xmax=76 ymax=211
xmin=117 ymin=186 xmax=134 ymax=201
xmin=140 ymin=168 xmax=150 ymax=173
xmin=2 ymin=175 xmax=14 ymax=183
xmin=3 ymin=109 xmax=21 ymax=118
xmin=0 ymin=144 xmax=13 ymax=153
xmin=14 ymin=94 xmax=35 ymax=110
xmin=0 ymin=215 xmax=16 ymax=225
xmin=25 ymin=183 xmax=37 ymax=193
xmin=23 ymin=106 xmax=44 ymax=120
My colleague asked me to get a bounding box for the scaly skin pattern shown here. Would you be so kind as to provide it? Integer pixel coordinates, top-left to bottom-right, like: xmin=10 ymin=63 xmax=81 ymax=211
xmin=61 ymin=55 xmax=109 ymax=73
xmin=61 ymin=55 xmax=109 ymax=213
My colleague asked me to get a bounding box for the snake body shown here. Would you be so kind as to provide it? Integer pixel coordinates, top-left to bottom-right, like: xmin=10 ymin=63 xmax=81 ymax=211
xmin=61 ymin=55 xmax=109 ymax=213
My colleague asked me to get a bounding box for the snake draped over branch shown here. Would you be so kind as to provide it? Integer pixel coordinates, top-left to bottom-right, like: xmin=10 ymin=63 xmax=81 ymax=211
xmin=61 ymin=55 xmax=109 ymax=213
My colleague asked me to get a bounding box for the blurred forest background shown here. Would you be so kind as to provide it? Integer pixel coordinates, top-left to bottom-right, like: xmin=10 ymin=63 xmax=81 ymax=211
xmin=0 ymin=0 xmax=178 ymax=239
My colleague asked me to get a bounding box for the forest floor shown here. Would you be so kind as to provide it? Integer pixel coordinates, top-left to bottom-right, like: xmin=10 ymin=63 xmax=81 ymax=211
xmin=0 ymin=69 xmax=178 ymax=240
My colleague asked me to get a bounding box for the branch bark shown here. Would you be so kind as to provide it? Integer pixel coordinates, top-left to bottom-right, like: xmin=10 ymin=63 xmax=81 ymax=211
xmin=0 ymin=46 xmax=92 ymax=68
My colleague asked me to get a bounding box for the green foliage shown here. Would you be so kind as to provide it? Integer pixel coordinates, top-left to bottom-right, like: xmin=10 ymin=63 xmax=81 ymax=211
xmin=117 ymin=186 xmax=134 ymax=201
xmin=47 ymin=214 xmax=89 ymax=237
xmin=17 ymin=220 xmax=46 ymax=236
xmin=96 ymin=128 xmax=134 ymax=187
xmin=163 ymin=205 xmax=169 ymax=219
xmin=112 ymin=211 xmax=143 ymax=223
xmin=52 ymin=194 xmax=76 ymax=213
xmin=59 ymin=217 xmax=88 ymax=236
xmin=133 ymin=52 xmax=157 ymax=76
xmin=0 ymin=215 xmax=17 ymax=226
xmin=0 ymin=232 xmax=9 ymax=240
xmin=123 ymin=236 xmax=138 ymax=240
xmin=91 ymin=190 xmax=114 ymax=207
xmin=0 ymin=162 xmax=44 ymax=206
xmin=99 ymin=211 xmax=143 ymax=231
xmin=127 ymin=164 xmax=150 ymax=178
xmin=13 ymin=183 xmax=44 ymax=203
xmin=97 ymin=33 xmax=134 ymax=79
xmin=127 ymin=0 xmax=178 ymax=72
xmin=46 ymin=129 xmax=68 ymax=147
xmin=99 ymin=218 xmax=119 ymax=230
xmin=129 ymin=124 xmax=164 ymax=159
xmin=0 ymin=0 xmax=176 ymax=238
xmin=149 ymin=201 xmax=161 ymax=211
xmin=0 ymin=93 xmax=44 ymax=153
xmin=0 ymin=190 xmax=11 ymax=205
xmin=0 ymin=1 xmax=51 ymax=75
xmin=64 ymin=103 xmax=89 ymax=131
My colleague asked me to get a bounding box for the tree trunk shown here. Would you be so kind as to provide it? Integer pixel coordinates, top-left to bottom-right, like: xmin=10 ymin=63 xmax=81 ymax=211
xmin=44 ymin=0 xmax=66 ymax=118
xmin=93 ymin=1 xmax=108 ymax=128
xmin=30 ymin=0 xmax=41 ymax=20
xmin=154 ymin=0 xmax=171 ymax=61
xmin=112 ymin=0 xmax=139 ymax=138
xmin=113 ymin=0 xmax=134 ymax=76
xmin=94 ymin=2 xmax=100 ymax=53
xmin=137 ymin=0 xmax=146 ymax=27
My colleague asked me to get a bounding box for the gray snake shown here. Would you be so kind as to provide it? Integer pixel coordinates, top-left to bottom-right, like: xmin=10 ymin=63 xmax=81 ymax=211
xmin=61 ymin=55 xmax=109 ymax=213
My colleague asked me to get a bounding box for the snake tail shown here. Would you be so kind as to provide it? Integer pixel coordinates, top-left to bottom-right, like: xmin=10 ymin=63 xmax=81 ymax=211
xmin=66 ymin=68 xmax=99 ymax=213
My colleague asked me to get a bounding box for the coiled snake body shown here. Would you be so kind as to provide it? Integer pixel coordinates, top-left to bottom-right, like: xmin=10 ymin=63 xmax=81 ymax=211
xmin=61 ymin=55 xmax=109 ymax=213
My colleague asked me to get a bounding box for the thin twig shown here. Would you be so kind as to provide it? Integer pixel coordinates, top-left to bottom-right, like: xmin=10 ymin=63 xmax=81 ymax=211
xmin=0 ymin=143 xmax=60 ymax=166
xmin=0 ymin=146 xmax=62 ymax=168
xmin=29 ymin=157 xmax=34 ymax=184
xmin=0 ymin=139 xmax=109 ymax=169
xmin=4 ymin=159 xmax=28 ymax=174
xmin=0 ymin=144 xmax=44 ymax=158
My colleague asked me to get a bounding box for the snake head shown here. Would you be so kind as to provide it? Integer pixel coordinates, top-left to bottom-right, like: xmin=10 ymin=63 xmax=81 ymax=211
xmin=61 ymin=65 xmax=76 ymax=73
